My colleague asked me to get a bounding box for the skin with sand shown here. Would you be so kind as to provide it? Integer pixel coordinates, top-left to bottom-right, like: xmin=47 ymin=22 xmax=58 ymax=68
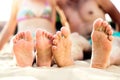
xmin=35 ymin=29 xmax=54 ymax=67
xmin=13 ymin=31 xmax=34 ymax=67
xmin=13 ymin=27 xmax=74 ymax=67
xmin=13 ymin=30 xmax=54 ymax=67
xmin=90 ymin=18 xmax=113 ymax=69
xmin=13 ymin=18 xmax=115 ymax=68
xmin=52 ymin=27 xmax=74 ymax=67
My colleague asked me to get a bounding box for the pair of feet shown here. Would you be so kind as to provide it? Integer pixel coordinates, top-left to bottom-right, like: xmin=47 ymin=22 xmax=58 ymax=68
xmin=13 ymin=18 xmax=113 ymax=69
xmin=13 ymin=28 xmax=73 ymax=67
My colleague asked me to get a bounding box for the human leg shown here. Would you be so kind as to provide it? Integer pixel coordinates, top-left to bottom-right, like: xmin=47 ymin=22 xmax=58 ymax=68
xmin=70 ymin=32 xmax=91 ymax=60
xmin=110 ymin=37 xmax=120 ymax=65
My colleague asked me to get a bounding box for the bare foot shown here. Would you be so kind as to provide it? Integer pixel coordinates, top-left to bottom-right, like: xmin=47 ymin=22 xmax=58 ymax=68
xmin=36 ymin=29 xmax=53 ymax=67
xmin=90 ymin=18 xmax=113 ymax=69
xmin=13 ymin=31 xmax=34 ymax=67
xmin=52 ymin=27 xmax=74 ymax=67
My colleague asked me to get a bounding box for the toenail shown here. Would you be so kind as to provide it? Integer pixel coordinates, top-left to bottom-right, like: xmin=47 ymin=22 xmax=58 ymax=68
xmin=62 ymin=35 xmax=64 ymax=38
xmin=61 ymin=34 xmax=66 ymax=38
xmin=99 ymin=27 xmax=103 ymax=31
xmin=53 ymin=41 xmax=56 ymax=45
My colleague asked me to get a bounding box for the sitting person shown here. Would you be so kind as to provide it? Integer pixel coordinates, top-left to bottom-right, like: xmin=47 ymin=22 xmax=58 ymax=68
xmin=56 ymin=0 xmax=120 ymax=61
xmin=12 ymin=26 xmax=74 ymax=67
xmin=1 ymin=0 xmax=119 ymax=68
xmin=11 ymin=0 xmax=120 ymax=68
xmin=12 ymin=18 xmax=120 ymax=69
xmin=56 ymin=0 xmax=120 ymax=39
xmin=53 ymin=18 xmax=120 ymax=69
xmin=0 ymin=0 xmax=91 ymax=67
xmin=0 ymin=0 xmax=57 ymax=67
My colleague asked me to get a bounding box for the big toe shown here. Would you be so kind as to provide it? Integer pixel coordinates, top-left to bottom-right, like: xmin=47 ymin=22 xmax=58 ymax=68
xmin=36 ymin=29 xmax=43 ymax=40
xmin=93 ymin=18 xmax=103 ymax=31
xmin=25 ymin=31 xmax=33 ymax=41
xmin=61 ymin=27 xmax=70 ymax=38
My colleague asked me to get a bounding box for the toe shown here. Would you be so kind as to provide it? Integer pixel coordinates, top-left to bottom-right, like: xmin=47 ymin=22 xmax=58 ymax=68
xmin=42 ymin=30 xmax=46 ymax=38
xmin=19 ymin=32 xmax=25 ymax=39
xmin=56 ymin=31 xmax=62 ymax=39
xmin=61 ymin=27 xmax=70 ymax=38
xmin=36 ymin=29 xmax=42 ymax=40
xmin=52 ymin=45 xmax=57 ymax=51
xmin=13 ymin=36 xmax=17 ymax=43
xmin=44 ymin=30 xmax=52 ymax=39
xmin=53 ymin=39 xmax=58 ymax=45
xmin=102 ymin=21 xmax=108 ymax=32
xmin=52 ymin=35 xmax=59 ymax=45
xmin=48 ymin=33 xmax=54 ymax=41
xmin=25 ymin=31 xmax=33 ymax=41
xmin=15 ymin=32 xmax=25 ymax=41
xmin=108 ymin=35 xmax=113 ymax=41
xmin=106 ymin=25 xmax=113 ymax=35
xmin=93 ymin=18 xmax=103 ymax=31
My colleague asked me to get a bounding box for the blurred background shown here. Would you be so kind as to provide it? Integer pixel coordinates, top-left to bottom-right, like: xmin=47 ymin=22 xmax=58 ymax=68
xmin=0 ymin=0 xmax=120 ymax=30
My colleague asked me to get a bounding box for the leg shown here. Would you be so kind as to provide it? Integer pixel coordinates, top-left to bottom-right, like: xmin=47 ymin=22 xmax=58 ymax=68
xmin=13 ymin=31 xmax=34 ymax=67
xmin=90 ymin=18 xmax=113 ymax=69
xmin=110 ymin=37 xmax=120 ymax=65
xmin=36 ymin=29 xmax=53 ymax=67
xmin=52 ymin=27 xmax=74 ymax=67
xmin=70 ymin=33 xmax=91 ymax=60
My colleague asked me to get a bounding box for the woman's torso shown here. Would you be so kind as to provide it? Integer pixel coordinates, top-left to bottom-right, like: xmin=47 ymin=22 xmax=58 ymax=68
xmin=17 ymin=0 xmax=55 ymax=34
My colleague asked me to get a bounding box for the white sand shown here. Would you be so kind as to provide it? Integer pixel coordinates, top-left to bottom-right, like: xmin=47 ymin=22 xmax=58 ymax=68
xmin=0 ymin=43 xmax=120 ymax=80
